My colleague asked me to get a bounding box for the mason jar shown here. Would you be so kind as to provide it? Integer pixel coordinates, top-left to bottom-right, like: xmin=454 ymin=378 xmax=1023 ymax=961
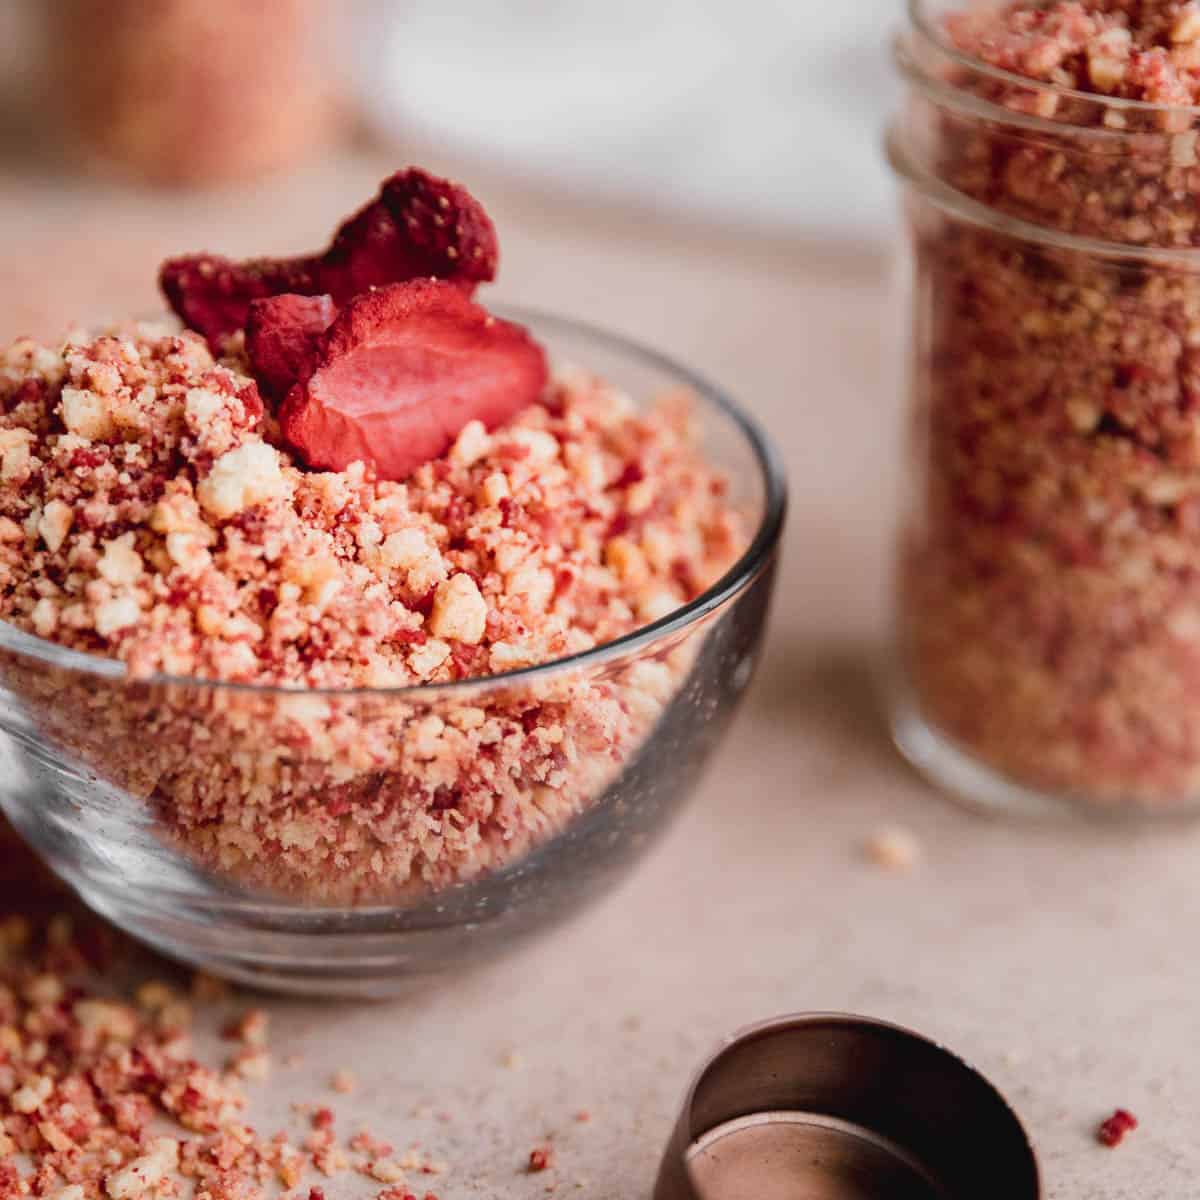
xmin=888 ymin=0 xmax=1200 ymax=816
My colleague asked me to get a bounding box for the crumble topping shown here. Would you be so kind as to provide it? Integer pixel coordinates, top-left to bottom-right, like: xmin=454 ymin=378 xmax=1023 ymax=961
xmin=0 ymin=324 xmax=744 ymax=899
xmin=0 ymin=324 xmax=737 ymax=690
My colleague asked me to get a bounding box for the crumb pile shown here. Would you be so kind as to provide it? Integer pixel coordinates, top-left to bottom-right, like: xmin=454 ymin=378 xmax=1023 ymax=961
xmin=0 ymin=327 xmax=735 ymax=689
xmin=0 ymin=912 xmax=444 ymax=1200
xmin=899 ymin=0 xmax=1200 ymax=806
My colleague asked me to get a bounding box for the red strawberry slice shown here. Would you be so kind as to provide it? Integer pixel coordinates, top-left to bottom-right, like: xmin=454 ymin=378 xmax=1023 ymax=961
xmin=160 ymin=168 xmax=499 ymax=348
xmin=278 ymin=281 xmax=547 ymax=480
xmin=316 ymin=168 xmax=499 ymax=302
xmin=246 ymin=294 xmax=337 ymax=401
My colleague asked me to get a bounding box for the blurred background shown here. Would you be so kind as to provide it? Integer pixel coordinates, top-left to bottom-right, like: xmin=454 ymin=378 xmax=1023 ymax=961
xmin=0 ymin=0 xmax=897 ymax=336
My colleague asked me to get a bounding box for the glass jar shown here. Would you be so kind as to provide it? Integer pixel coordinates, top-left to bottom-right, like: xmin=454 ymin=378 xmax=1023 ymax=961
xmin=888 ymin=0 xmax=1200 ymax=817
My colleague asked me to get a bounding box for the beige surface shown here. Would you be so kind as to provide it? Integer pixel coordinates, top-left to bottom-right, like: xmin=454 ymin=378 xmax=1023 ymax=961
xmin=1 ymin=153 xmax=1195 ymax=1199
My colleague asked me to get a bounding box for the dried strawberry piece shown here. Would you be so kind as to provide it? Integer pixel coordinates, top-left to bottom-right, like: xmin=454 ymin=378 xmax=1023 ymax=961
xmin=278 ymin=280 xmax=546 ymax=481
xmin=160 ymin=168 xmax=498 ymax=347
xmin=317 ymin=168 xmax=499 ymax=302
xmin=160 ymin=255 xmax=314 ymax=349
xmin=246 ymin=294 xmax=337 ymax=401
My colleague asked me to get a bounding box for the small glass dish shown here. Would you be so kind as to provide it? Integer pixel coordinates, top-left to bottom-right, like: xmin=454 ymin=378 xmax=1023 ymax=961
xmin=0 ymin=309 xmax=786 ymax=997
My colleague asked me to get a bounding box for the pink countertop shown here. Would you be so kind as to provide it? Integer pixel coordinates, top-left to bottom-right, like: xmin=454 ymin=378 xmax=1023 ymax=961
xmin=1 ymin=154 xmax=1194 ymax=1199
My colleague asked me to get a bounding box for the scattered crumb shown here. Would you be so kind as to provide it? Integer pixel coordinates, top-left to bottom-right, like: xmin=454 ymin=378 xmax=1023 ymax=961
xmin=0 ymin=905 xmax=474 ymax=1200
xmin=863 ymin=827 xmax=921 ymax=871
xmin=500 ymin=1049 xmax=524 ymax=1069
xmin=228 ymin=1045 xmax=272 ymax=1080
xmin=332 ymin=1068 xmax=358 ymax=1094
xmin=573 ymin=1110 xmax=591 ymax=1124
xmin=366 ymin=1159 xmax=407 ymax=1184
xmin=528 ymin=1147 xmax=555 ymax=1173
xmin=223 ymin=1006 xmax=270 ymax=1045
xmin=1097 ymin=1108 xmax=1139 ymax=1147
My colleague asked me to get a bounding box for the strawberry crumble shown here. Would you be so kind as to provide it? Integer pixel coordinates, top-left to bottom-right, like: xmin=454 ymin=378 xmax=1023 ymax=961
xmin=0 ymin=169 xmax=745 ymax=901
xmin=895 ymin=1 xmax=1200 ymax=808
xmin=0 ymin=905 xmax=455 ymax=1200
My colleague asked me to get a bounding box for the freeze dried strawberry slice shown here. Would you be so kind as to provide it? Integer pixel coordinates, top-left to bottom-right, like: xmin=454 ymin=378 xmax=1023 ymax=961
xmin=160 ymin=255 xmax=314 ymax=349
xmin=160 ymin=168 xmax=498 ymax=347
xmin=246 ymin=294 xmax=337 ymax=401
xmin=317 ymin=168 xmax=499 ymax=302
xmin=279 ymin=281 xmax=547 ymax=480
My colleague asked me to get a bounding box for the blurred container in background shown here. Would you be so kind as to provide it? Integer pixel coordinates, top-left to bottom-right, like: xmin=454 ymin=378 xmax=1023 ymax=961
xmin=350 ymin=0 xmax=898 ymax=240
xmin=37 ymin=0 xmax=346 ymax=186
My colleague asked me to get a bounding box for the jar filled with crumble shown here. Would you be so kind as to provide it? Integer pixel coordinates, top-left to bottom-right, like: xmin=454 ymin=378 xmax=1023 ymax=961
xmin=888 ymin=0 xmax=1200 ymax=816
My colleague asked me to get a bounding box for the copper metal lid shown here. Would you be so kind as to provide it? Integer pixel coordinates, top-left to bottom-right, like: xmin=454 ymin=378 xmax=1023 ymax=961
xmin=653 ymin=1013 xmax=1040 ymax=1200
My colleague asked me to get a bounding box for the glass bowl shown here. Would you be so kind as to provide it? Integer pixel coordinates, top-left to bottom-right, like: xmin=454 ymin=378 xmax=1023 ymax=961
xmin=0 ymin=309 xmax=786 ymax=997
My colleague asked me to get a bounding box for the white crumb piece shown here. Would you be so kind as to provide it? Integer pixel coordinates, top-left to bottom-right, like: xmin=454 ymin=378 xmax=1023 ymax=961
xmin=74 ymin=998 xmax=138 ymax=1042
xmin=408 ymin=637 xmax=451 ymax=677
xmin=505 ymin=563 xmax=554 ymax=615
xmin=105 ymin=1137 xmax=179 ymax=1198
xmin=97 ymin=533 xmax=144 ymax=587
xmin=60 ymin=387 xmax=113 ymax=440
xmin=863 ymin=827 xmax=921 ymax=871
xmin=506 ymin=427 xmax=559 ymax=464
xmin=12 ymin=1073 xmax=53 ymax=1113
xmin=197 ymin=441 xmax=290 ymax=520
xmin=234 ymin=1007 xmax=270 ymax=1046
xmin=367 ymin=1160 xmax=406 ymax=1183
xmin=94 ymin=594 xmax=141 ymax=637
xmin=637 ymin=589 xmax=681 ymax=623
xmin=429 ymin=573 xmax=488 ymax=644
xmin=605 ymin=537 xmax=649 ymax=586
xmin=232 ymin=1048 xmax=271 ymax=1080
xmin=0 ymin=427 xmax=34 ymax=480
xmin=31 ymin=597 xmax=57 ymax=637
xmin=1173 ymin=1 xmax=1200 ymax=43
xmin=165 ymin=531 xmax=211 ymax=574
xmin=481 ymin=471 xmax=510 ymax=505
xmin=37 ymin=499 xmax=74 ymax=553
xmin=450 ymin=419 xmax=491 ymax=467
xmin=331 ymin=1069 xmax=357 ymax=1094
xmin=379 ymin=526 xmax=447 ymax=593
xmin=184 ymin=387 xmax=224 ymax=426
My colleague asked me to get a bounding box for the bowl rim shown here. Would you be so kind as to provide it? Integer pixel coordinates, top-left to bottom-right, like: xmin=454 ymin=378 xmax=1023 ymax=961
xmin=0 ymin=304 xmax=788 ymax=697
